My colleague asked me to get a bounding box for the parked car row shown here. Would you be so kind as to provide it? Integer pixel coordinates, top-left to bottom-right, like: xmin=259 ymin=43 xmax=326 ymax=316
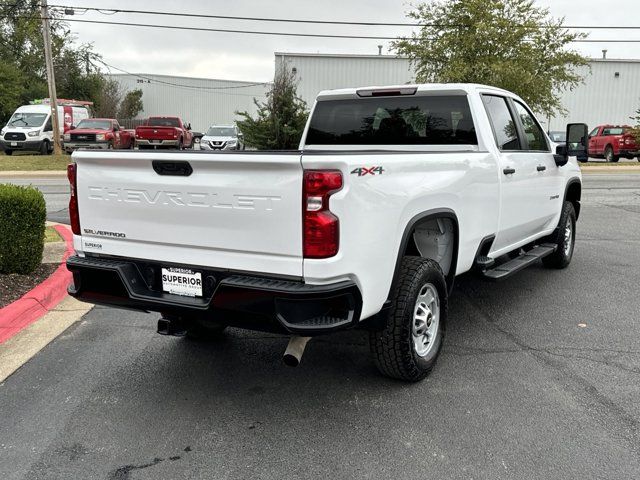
xmin=0 ymin=101 xmax=246 ymax=155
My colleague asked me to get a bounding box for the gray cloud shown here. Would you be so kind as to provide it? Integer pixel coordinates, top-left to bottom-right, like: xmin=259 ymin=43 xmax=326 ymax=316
xmin=61 ymin=0 xmax=640 ymax=81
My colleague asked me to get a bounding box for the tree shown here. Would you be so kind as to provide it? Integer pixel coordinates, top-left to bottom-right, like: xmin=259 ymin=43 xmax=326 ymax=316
xmin=118 ymin=89 xmax=144 ymax=119
xmin=236 ymin=65 xmax=309 ymax=150
xmin=93 ymin=78 xmax=123 ymax=118
xmin=630 ymin=105 xmax=640 ymax=145
xmin=0 ymin=1 xmax=139 ymax=124
xmin=393 ymin=0 xmax=589 ymax=117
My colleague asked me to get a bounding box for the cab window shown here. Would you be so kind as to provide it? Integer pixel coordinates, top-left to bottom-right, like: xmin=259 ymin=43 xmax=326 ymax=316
xmin=481 ymin=95 xmax=521 ymax=151
xmin=513 ymin=101 xmax=548 ymax=151
xmin=588 ymin=127 xmax=599 ymax=138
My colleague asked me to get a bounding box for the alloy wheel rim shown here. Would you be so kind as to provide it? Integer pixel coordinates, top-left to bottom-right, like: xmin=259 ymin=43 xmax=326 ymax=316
xmin=564 ymin=219 xmax=573 ymax=257
xmin=412 ymin=283 xmax=440 ymax=357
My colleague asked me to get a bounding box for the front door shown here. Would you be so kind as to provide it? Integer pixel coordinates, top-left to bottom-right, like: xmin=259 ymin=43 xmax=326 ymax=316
xmin=482 ymin=95 xmax=559 ymax=253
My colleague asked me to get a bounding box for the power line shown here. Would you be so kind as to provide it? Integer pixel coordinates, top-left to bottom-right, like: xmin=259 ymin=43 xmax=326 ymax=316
xmin=99 ymin=60 xmax=270 ymax=95
xmin=14 ymin=16 xmax=640 ymax=43
xmin=48 ymin=4 xmax=640 ymax=30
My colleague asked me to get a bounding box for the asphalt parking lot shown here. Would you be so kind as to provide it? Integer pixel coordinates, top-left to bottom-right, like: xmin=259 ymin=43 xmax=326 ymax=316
xmin=1 ymin=172 xmax=639 ymax=479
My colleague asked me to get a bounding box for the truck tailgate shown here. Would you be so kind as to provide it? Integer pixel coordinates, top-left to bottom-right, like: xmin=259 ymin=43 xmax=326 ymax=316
xmin=73 ymin=151 xmax=303 ymax=277
xmin=135 ymin=126 xmax=177 ymax=140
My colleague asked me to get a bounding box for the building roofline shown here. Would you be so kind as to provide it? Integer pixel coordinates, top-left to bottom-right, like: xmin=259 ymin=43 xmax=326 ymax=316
xmin=275 ymin=51 xmax=409 ymax=60
xmin=105 ymin=72 xmax=271 ymax=85
xmin=276 ymin=51 xmax=640 ymax=64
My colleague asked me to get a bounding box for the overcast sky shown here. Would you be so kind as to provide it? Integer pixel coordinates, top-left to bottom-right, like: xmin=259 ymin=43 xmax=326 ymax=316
xmin=59 ymin=0 xmax=640 ymax=82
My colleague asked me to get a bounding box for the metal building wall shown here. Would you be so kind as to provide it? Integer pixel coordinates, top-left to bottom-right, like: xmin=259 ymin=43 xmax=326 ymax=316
xmin=277 ymin=53 xmax=640 ymax=133
xmin=548 ymin=59 xmax=640 ymax=131
xmin=106 ymin=73 xmax=269 ymax=132
xmin=275 ymin=53 xmax=414 ymax=107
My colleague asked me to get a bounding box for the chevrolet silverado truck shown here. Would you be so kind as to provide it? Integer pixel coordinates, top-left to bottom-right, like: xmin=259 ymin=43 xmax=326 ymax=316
xmin=64 ymin=118 xmax=134 ymax=153
xmin=66 ymin=84 xmax=587 ymax=382
xmin=135 ymin=116 xmax=193 ymax=150
xmin=587 ymin=124 xmax=638 ymax=162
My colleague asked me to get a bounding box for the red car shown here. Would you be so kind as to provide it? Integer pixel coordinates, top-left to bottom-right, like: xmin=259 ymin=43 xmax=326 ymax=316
xmin=587 ymin=125 xmax=639 ymax=162
xmin=64 ymin=118 xmax=134 ymax=153
xmin=135 ymin=116 xmax=194 ymax=150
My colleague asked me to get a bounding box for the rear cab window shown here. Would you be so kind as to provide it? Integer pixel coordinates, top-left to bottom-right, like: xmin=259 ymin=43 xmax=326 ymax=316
xmin=305 ymin=95 xmax=477 ymax=146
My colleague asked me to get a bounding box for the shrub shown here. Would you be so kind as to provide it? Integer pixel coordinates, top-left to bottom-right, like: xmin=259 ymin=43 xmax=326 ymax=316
xmin=0 ymin=184 xmax=46 ymax=274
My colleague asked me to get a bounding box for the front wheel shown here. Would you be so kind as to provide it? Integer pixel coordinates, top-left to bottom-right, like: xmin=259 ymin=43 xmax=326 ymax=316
xmin=40 ymin=140 xmax=50 ymax=155
xmin=4 ymin=149 xmax=12 ymax=156
xmin=370 ymin=257 xmax=448 ymax=382
xmin=542 ymin=201 xmax=576 ymax=269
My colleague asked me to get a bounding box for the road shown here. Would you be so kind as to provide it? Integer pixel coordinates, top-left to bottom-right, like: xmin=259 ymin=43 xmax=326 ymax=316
xmin=1 ymin=173 xmax=639 ymax=479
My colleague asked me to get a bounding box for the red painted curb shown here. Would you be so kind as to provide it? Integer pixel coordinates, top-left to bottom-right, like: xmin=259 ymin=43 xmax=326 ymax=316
xmin=0 ymin=225 xmax=74 ymax=344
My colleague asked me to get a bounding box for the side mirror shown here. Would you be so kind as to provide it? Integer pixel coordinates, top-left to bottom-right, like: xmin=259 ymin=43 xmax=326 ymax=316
xmin=567 ymin=123 xmax=589 ymax=163
xmin=186 ymin=123 xmax=192 ymax=130
xmin=555 ymin=123 xmax=588 ymax=166
xmin=70 ymin=125 xmax=75 ymax=130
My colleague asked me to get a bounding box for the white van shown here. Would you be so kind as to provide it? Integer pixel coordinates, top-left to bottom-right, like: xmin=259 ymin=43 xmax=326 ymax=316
xmin=0 ymin=102 xmax=90 ymax=155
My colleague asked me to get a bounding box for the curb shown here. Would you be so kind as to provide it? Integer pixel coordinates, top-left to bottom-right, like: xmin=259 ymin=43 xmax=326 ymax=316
xmin=0 ymin=225 xmax=73 ymax=344
xmin=0 ymin=170 xmax=67 ymax=177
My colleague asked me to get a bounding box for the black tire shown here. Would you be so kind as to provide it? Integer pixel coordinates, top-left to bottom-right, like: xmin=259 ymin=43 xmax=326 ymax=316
xmin=4 ymin=149 xmax=12 ymax=156
xmin=604 ymin=145 xmax=619 ymax=163
xmin=177 ymin=139 xmax=183 ymax=151
xmin=185 ymin=319 xmax=227 ymax=341
xmin=542 ymin=201 xmax=576 ymax=269
xmin=40 ymin=140 xmax=50 ymax=155
xmin=370 ymin=256 xmax=448 ymax=382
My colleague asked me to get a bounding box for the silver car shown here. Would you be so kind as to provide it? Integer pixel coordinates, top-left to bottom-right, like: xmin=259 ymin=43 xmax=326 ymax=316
xmin=199 ymin=125 xmax=245 ymax=151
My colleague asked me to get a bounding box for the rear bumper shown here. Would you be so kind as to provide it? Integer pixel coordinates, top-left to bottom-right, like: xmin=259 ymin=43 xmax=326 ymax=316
xmin=66 ymin=255 xmax=363 ymax=335
xmin=136 ymin=139 xmax=179 ymax=147
xmin=619 ymin=149 xmax=639 ymax=157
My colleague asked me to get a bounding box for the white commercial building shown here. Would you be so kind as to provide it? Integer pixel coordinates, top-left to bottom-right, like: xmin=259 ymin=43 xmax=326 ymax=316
xmin=106 ymin=73 xmax=269 ymax=132
xmin=109 ymin=54 xmax=640 ymax=134
xmin=276 ymin=52 xmax=640 ymax=132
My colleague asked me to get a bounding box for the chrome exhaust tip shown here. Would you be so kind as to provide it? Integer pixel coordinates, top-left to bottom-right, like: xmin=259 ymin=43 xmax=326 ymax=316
xmin=282 ymin=336 xmax=311 ymax=367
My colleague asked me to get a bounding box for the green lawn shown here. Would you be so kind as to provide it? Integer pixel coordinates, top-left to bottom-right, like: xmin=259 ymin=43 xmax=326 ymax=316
xmin=44 ymin=226 xmax=62 ymax=243
xmin=0 ymin=152 xmax=69 ymax=171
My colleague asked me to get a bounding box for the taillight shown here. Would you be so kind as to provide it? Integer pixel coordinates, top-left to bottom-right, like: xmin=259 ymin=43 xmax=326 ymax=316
xmin=303 ymin=170 xmax=342 ymax=258
xmin=67 ymin=163 xmax=80 ymax=235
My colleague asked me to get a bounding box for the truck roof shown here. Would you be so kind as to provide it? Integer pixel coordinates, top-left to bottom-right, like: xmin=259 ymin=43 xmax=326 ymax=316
xmin=315 ymin=83 xmax=514 ymax=100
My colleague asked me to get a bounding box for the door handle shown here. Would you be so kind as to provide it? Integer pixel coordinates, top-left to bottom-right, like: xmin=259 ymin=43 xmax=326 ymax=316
xmin=503 ymin=167 xmax=516 ymax=175
xmin=537 ymin=165 xmax=546 ymax=172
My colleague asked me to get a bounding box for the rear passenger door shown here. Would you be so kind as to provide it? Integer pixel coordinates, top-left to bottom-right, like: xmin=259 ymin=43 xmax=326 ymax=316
xmin=482 ymin=94 xmax=547 ymax=252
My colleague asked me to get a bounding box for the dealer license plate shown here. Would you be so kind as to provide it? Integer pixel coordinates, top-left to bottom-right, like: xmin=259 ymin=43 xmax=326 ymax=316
xmin=161 ymin=267 xmax=202 ymax=297
xmin=150 ymin=139 xmax=161 ymax=144
xmin=11 ymin=142 xmax=17 ymax=146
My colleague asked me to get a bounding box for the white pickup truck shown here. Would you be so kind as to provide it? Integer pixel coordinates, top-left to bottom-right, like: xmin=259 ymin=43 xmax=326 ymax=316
xmin=66 ymin=83 xmax=587 ymax=382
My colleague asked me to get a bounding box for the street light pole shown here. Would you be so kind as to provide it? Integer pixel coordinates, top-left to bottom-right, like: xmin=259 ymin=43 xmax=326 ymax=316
xmin=40 ymin=0 xmax=62 ymax=155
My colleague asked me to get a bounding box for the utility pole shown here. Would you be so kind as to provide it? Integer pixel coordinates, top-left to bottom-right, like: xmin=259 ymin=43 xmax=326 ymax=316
xmin=40 ymin=0 xmax=62 ymax=155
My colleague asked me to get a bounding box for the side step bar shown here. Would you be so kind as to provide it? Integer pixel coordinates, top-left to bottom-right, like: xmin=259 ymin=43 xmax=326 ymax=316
xmin=482 ymin=243 xmax=557 ymax=281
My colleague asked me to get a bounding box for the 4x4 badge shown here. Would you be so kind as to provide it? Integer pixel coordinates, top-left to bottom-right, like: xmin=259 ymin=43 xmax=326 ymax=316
xmin=351 ymin=166 xmax=384 ymax=176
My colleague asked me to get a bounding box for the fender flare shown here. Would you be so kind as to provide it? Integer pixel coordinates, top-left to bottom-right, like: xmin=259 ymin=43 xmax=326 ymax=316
xmin=563 ymin=177 xmax=582 ymax=219
xmin=387 ymin=208 xmax=460 ymax=300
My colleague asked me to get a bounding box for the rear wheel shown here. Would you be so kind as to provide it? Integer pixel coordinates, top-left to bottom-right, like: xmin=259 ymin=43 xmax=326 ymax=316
xmin=604 ymin=145 xmax=619 ymax=163
xmin=370 ymin=257 xmax=447 ymax=382
xmin=177 ymin=138 xmax=183 ymax=151
xmin=542 ymin=201 xmax=576 ymax=269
